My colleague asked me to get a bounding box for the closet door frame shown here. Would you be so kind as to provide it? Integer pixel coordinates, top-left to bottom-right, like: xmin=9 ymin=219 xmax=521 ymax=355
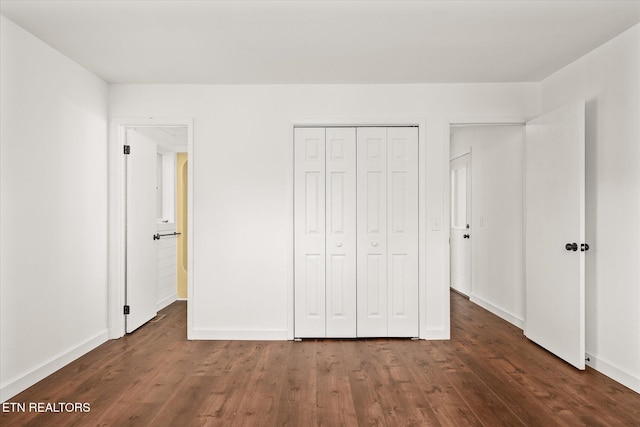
xmin=289 ymin=119 xmax=427 ymax=340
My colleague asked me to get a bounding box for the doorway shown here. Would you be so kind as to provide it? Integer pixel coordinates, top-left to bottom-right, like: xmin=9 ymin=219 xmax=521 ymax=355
xmin=448 ymin=123 xmax=526 ymax=328
xmin=450 ymin=151 xmax=471 ymax=297
xmin=108 ymin=119 xmax=193 ymax=339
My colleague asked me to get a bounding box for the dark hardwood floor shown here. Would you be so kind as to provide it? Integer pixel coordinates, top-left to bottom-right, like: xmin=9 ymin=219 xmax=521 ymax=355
xmin=2 ymin=292 xmax=639 ymax=426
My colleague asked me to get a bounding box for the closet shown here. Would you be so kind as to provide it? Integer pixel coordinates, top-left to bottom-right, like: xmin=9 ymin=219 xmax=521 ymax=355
xmin=294 ymin=126 xmax=419 ymax=338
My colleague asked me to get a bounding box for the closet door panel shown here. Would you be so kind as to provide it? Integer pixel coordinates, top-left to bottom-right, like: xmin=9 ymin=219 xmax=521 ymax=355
xmin=325 ymin=128 xmax=357 ymax=337
xmin=294 ymin=128 xmax=326 ymax=338
xmin=387 ymin=127 xmax=419 ymax=337
xmin=357 ymin=127 xmax=388 ymax=337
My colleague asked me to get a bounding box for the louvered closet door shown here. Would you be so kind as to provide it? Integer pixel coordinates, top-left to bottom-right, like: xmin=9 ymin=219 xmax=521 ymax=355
xmin=294 ymin=128 xmax=326 ymax=337
xmin=357 ymin=127 xmax=419 ymax=337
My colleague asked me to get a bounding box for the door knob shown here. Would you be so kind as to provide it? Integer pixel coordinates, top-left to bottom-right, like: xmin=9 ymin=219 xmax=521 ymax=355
xmin=581 ymin=243 xmax=590 ymax=252
xmin=565 ymin=243 xmax=578 ymax=251
xmin=372 ymin=242 xmax=378 ymax=247
xmin=463 ymin=234 xmax=470 ymax=239
xmin=336 ymin=242 xmax=342 ymax=247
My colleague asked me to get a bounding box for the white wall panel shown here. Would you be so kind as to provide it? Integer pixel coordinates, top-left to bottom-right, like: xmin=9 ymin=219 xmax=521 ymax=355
xmin=0 ymin=17 xmax=109 ymax=401
xmin=156 ymin=234 xmax=178 ymax=311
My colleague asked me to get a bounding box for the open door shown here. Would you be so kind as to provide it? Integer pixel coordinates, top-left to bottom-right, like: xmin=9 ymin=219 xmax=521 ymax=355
xmin=450 ymin=152 xmax=471 ymax=296
xmin=125 ymin=128 xmax=158 ymax=333
xmin=525 ymin=101 xmax=586 ymax=369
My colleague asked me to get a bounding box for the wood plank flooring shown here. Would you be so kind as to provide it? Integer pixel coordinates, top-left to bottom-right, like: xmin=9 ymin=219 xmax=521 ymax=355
xmin=2 ymin=292 xmax=639 ymax=426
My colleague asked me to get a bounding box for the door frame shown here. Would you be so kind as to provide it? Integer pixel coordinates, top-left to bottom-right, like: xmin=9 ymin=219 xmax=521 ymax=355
xmin=288 ymin=117 xmax=427 ymax=339
xmin=108 ymin=118 xmax=194 ymax=339
xmin=443 ymin=117 xmax=528 ymax=335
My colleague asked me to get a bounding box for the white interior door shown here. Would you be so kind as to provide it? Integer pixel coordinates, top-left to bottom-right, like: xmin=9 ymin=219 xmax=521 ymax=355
xmin=386 ymin=127 xmax=419 ymax=337
xmin=125 ymin=129 xmax=159 ymax=333
xmin=325 ymin=128 xmax=357 ymax=337
xmin=450 ymin=153 xmax=471 ymax=296
xmin=294 ymin=128 xmax=326 ymax=338
xmin=357 ymin=128 xmax=389 ymax=336
xmin=525 ymin=101 xmax=586 ymax=369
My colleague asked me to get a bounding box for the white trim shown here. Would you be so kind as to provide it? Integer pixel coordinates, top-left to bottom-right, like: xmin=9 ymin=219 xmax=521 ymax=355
xmin=286 ymin=123 xmax=295 ymax=340
xmin=0 ymin=330 xmax=109 ymax=402
xmin=156 ymin=293 xmax=178 ymax=312
xmin=109 ymin=118 xmax=194 ymax=340
xmin=447 ymin=117 xmax=528 ymax=126
xmin=190 ymin=329 xmax=289 ymax=341
xmin=289 ymin=116 xmax=428 ymax=340
xmin=421 ymin=328 xmax=450 ymax=340
xmin=470 ymin=294 xmax=525 ymax=329
xmin=585 ymin=353 xmax=640 ymax=394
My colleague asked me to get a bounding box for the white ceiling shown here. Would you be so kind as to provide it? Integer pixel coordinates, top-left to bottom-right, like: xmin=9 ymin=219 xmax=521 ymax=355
xmin=134 ymin=126 xmax=188 ymax=150
xmin=1 ymin=0 xmax=638 ymax=84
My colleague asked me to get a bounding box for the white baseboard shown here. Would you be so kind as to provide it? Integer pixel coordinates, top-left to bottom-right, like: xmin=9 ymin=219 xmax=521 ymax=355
xmin=0 ymin=329 xmax=109 ymax=402
xmin=156 ymin=293 xmax=177 ymax=311
xmin=470 ymin=294 xmax=524 ymax=330
xmin=421 ymin=328 xmax=451 ymax=340
xmin=586 ymin=352 xmax=640 ymax=394
xmin=188 ymin=328 xmax=289 ymax=341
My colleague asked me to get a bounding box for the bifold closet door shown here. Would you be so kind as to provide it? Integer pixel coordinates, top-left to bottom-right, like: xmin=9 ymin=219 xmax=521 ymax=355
xmin=294 ymin=128 xmax=326 ymax=337
xmin=325 ymin=128 xmax=357 ymax=337
xmin=357 ymin=127 xmax=419 ymax=337
xmin=294 ymin=127 xmax=356 ymax=338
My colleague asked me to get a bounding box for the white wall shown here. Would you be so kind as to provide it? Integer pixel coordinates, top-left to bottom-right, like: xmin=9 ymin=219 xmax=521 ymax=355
xmin=109 ymin=82 xmax=538 ymax=340
xmin=0 ymin=17 xmax=109 ymax=401
xmin=451 ymin=125 xmax=525 ymax=328
xmin=540 ymin=24 xmax=640 ymax=393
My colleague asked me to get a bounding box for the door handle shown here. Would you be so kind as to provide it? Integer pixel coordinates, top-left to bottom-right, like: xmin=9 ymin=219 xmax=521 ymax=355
xmin=463 ymin=234 xmax=470 ymax=239
xmin=565 ymin=242 xmax=578 ymax=251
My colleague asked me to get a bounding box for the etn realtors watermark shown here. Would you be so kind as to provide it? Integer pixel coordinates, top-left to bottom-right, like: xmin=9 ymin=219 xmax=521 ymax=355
xmin=2 ymin=402 xmax=91 ymax=413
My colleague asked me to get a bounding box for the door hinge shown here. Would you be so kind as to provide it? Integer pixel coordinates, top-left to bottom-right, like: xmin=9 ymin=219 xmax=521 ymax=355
xmin=123 ymin=305 xmax=130 ymax=315
xmin=123 ymin=145 xmax=131 ymax=155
